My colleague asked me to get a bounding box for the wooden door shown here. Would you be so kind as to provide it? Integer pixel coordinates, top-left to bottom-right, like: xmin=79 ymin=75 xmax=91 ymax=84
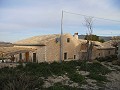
xmin=25 ymin=52 xmax=29 ymax=62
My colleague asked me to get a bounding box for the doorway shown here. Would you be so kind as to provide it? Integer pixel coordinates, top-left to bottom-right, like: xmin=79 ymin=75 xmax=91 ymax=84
xmin=64 ymin=52 xmax=67 ymax=60
xmin=25 ymin=52 xmax=29 ymax=62
xmin=33 ymin=53 xmax=36 ymax=62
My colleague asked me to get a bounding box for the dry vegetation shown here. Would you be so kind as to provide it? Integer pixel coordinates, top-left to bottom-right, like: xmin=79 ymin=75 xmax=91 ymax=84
xmin=0 ymin=60 xmax=120 ymax=90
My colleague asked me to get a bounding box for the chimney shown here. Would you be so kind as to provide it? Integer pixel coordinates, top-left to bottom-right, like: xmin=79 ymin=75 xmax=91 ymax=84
xmin=74 ymin=32 xmax=78 ymax=40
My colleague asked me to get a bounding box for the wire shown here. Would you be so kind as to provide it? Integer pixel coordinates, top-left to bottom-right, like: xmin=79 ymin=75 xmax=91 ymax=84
xmin=63 ymin=11 xmax=120 ymax=23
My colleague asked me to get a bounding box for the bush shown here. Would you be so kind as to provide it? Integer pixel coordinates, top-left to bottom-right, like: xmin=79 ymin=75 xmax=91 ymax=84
xmin=0 ymin=74 xmax=44 ymax=90
xmin=49 ymin=62 xmax=65 ymax=75
xmin=87 ymin=73 xmax=108 ymax=82
xmin=69 ymin=73 xmax=85 ymax=83
xmin=0 ymin=60 xmax=112 ymax=89
xmin=80 ymin=61 xmax=111 ymax=75
xmin=16 ymin=62 xmax=52 ymax=77
xmin=96 ymin=55 xmax=117 ymax=62
xmin=15 ymin=61 xmax=81 ymax=77
xmin=49 ymin=61 xmax=80 ymax=76
xmin=112 ymin=60 xmax=120 ymax=66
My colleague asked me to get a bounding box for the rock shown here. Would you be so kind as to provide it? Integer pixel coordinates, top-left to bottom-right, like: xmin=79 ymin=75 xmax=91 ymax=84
xmin=78 ymin=71 xmax=90 ymax=76
xmin=69 ymin=82 xmax=79 ymax=87
xmin=105 ymin=71 xmax=120 ymax=90
xmin=43 ymin=81 xmax=53 ymax=88
xmin=86 ymin=79 xmax=97 ymax=83
xmin=81 ymin=85 xmax=89 ymax=90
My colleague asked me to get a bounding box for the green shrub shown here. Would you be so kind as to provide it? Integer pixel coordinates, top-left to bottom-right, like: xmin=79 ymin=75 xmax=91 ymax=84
xmin=69 ymin=73 xmax=85 ymax=83
xmin=87 ymin=73 xmax=108 ymax=82
xmin=49 ymin=62 xmax=65 ymax=75
xmin=15 ymin=61 xmax=78 ymax=77
xmin=16 ymin=62 xmax=52 ymax=77
xmin=112 ymin=60 xmax=120 ymax=66
xmin=96 ymin=55 xmax=117 ymax=62
xmin=49 ymin=61 xmax=79 ymax=76
xmin=0 ymin=60 xmax=112 ymax=89
xmin=0 ymin=74 xmax=44 ymax=90
xmin=80 ymin=61 xmax=111 ymax=75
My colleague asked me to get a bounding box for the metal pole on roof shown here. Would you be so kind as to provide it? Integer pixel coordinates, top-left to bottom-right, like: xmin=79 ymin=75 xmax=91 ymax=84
xmin=60 ymin=10 xmax=63 ymax=63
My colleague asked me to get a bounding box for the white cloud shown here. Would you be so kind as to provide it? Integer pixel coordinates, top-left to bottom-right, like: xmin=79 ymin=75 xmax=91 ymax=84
xmin=65 ymin=0 xmax=120 ymax=20
xmin=0 ymin=0 xmax=120 ymax=42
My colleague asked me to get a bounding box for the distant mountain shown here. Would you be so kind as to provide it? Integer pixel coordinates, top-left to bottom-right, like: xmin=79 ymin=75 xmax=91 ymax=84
xmin=78 ymin=35 xmax=112 ymax=41
xmin=0 ymin=41 xmax=13 ymax=47
xmin=99 ymin=36 xmax=112 ymax=41
xmin=78 ymin=35 xmax=86 ymax=39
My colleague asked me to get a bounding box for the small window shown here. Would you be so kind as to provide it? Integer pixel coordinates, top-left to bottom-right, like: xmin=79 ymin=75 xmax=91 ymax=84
xmin=67 ymin=38 xmax=70 ymax=43
xmin=74 ymin=55 xmax=76 ymax=59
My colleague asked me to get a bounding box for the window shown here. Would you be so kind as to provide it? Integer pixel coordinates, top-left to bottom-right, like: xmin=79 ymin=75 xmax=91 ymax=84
xmin=64 ymin=53 xmax=67 ymax=60
xmin=33 ymin=53 xmax=36 ymax=62
xmin=19 ymin=53 xmax=22 ymax=60
xmin=74 ymin=55 xmax=76 ymax=59
xmin=67 ymin=38 xmax=70 ymax=43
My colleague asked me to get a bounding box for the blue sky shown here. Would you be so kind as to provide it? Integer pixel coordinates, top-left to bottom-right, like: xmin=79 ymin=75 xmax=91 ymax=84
xmin=0 ymin=0 xmax=120 ymax=42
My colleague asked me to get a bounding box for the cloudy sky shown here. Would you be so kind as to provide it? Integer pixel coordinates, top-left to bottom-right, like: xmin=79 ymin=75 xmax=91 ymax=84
xmin=0 ymin=0 xmax=120 ymax=42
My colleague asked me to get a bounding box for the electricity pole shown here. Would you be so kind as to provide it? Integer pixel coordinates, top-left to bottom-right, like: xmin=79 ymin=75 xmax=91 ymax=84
xmin=60 ymin=10 xmax=63 ymax=63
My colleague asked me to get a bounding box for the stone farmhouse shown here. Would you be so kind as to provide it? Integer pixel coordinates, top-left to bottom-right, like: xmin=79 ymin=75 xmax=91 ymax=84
xmin=14 ymin=33 xmax=80 ymax=63
xmin=80 ymin=40 xmax=115 ymax=60
xmin=12 ymin=33 xmax=115 ymax=63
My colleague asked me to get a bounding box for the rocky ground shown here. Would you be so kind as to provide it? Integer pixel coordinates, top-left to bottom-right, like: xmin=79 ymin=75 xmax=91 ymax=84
xmin=42 ymin=62 xmax=120 ymax=90
xmin=0 ymin=61 xmax=120 ymax=90
xmin=103 ymin=62 xmax=120 ymax=90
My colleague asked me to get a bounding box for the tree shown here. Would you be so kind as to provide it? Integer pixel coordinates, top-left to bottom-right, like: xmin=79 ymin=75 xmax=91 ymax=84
xmin=84 ymin=35 xmax=105 ymax=43
xmin=84 ymin=35 xmax=99 ymax=41
xmin=110 ymin=36 xmax=120 ymax=61
xmin=99 ymin=39 xmax=105 ymax=43
xmin=84 ymin=17 xmax=94 ymax=61
xmin=111 ymin=36 xmax=120 ymax=54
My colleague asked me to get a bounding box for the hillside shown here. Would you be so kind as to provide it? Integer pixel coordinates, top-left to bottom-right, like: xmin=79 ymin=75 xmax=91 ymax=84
xmin=0 ymin=41 xmax=13 ymax=47
xmin=78 ymin=35 xmax=112 ymax=41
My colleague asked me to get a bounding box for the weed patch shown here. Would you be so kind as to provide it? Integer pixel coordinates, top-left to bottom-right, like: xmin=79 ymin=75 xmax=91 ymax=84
xmin=69 ymin=73 xmax=85 ymax=84
xmin=87 ymin=73 xmax=108 ymax=82
xmin=80 ymin=61 xmax=111 ymax=75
